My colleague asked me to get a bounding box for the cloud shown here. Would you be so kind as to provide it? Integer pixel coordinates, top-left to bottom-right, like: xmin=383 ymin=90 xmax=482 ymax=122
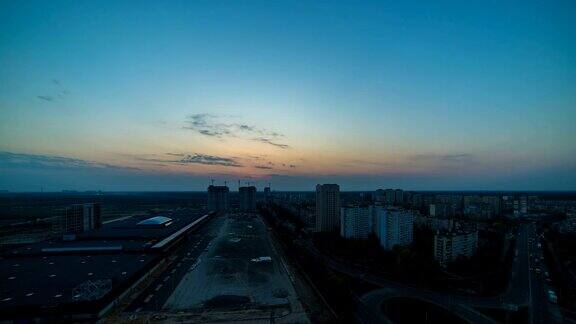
xmin=37 ymin=95 xmax=55 ymax=102
xmin=346 ymin=159 xmax=395 ymax=167
xmin=0 ymin=151 xmax=139 ymax=171
xmin=198 ymin=129 xmax=228 ymax=137
xmin=254 ymin=165 xmax=274 ymax=170
xmin=238 ymin=124 xmax=255 ymax=132
xmin=132 ymin=152 xmax=243 ymax=168
xmin=36 ymin=79 xmax=70 ymax=103
xmin=182 ymin=114 xmax=222 ymax=137
xmin=1 ymin=153 xmax=573 ymax=192
xmin=252 ymin=137 xmax=290 ymax=149
xmin=247 ymin=154 xmax=267 ymax=160
xmin=183 ymin=114 xmax=240 ymax=138
xmin=180 ymin=153 xmax=242 ymax=167
xmin=441 ymin=153 xmax=473 ymax=162
xmin=183 ymin=114 xmax=290 ymax=148
xmin=410 ymin=153 xmax=473 ymax=163
xmin=132 ymin=156 xmax=174 ymax=165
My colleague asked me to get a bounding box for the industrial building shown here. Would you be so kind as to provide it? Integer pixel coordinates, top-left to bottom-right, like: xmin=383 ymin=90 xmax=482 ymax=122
xmin=0 ymin=210 xmax=214 ymax=321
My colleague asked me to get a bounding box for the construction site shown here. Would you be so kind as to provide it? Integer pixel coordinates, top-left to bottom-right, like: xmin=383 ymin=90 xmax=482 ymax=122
xmin=120 ymin=213 xmax=309 ymax=323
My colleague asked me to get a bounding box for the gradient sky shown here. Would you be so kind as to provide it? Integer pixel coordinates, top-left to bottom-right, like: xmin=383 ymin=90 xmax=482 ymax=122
xmin=1 ymin=0 xmax=575 ymax=191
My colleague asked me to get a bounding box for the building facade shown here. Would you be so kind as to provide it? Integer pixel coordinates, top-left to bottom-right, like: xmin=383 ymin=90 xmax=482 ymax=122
xmin=434 ymin=229 xmax=478 ymax=267
xmin=374 ymin=189 xmax=386 ymax=203
xmin=374 ymin=207 xmax=413 ymax=250
xmin=53 ymin=203 xmax=101 ymax=235
xmin=239 ymin=186 xmax=257 ymax=212
xmin=395 ymin=189 xmax=404 ymax=204
xmin=315 ymin=184 xmax=340 ymax=232
xmin=375 ymin=188 xmax=404 ymax=206
xmin=385 ymin=189 xmax=396 ymax=205
xmin=340 ymin=205 xmax=372 ymax=239
xmin=207 ymin=185 xmax=229 ymax=212
xmin=263 ymin=186 xmax=272 ymax=202
xmin=563 ymin=211 xmax=576 ymax=233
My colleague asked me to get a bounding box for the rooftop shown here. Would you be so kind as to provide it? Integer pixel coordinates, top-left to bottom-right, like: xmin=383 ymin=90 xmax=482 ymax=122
xmin=137 ymin=216 xmax=173 ymax=226
xmin=78 ymin=210 xmax=205 ymax=240
xmin=0 ymin=253 xmax=159 ymax=318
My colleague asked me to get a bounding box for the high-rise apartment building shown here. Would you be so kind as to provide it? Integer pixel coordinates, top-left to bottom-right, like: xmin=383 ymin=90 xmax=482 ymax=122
xmin=481 ymin=195 xmax=501 ymax=217
xmin=429 ymin=203 xmax=456 ymax=218
xmin=340 ymin=205 xmax=372 ymax=239
xmin=53 ymin=203 xmax=101 ymax=234
xmin=239 ymin=186 xmax=257 ymax=212
xmin=564 ymin=212 xmax=576 ymax=233
xmin=520 ymin=195 xmax=528 ymax=214
xmin=385 ymin=189 xmax=396 ymax=205
xmin=376 ymin=188 xmax=404 ymax=205
xmin=263 ymin=186 xmax=272 ymax=202
xmin=315 ymin=184 xmax=340 ymax=232
xmin=373 ymin=207 xmax=413 ymax=250
xmin=374 ymin=189 xmax=386 ymax=203
xmin=395 ymin=189 xmax=404 ymax=204
xmin=513 ymin=195 xmax=528 ymax=216
xmin=207 ymin=185 xmax=229 ymax=212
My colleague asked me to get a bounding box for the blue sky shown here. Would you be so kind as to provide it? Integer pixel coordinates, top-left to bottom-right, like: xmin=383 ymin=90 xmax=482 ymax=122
xmin=0 ymin=0 xmax=575 ymax=191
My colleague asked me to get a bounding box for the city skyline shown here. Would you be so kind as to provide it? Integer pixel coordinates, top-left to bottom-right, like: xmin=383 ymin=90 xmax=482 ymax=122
xmin=1 ymin=1 xmax=575 ymax=191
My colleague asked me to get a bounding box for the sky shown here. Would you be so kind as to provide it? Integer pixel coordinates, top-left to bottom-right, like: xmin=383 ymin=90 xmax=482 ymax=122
xmin=1 ymin=0 xmax=575 ymax=191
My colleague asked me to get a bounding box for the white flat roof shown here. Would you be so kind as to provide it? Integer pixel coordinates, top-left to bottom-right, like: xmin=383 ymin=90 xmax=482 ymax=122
xmin=137 ymin=216 xmax=173 ymax=226
xmin=151 ymin=213 xmax=211 ymax=249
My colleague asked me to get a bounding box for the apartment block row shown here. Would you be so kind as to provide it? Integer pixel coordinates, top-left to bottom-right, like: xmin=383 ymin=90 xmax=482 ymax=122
xmin=316 ymin=184 xmax=414 ymax=251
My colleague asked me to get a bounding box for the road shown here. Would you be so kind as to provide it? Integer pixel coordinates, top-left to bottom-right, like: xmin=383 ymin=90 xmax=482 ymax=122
xmin=296 ymin=237 xmax=501 ymax=322
xmin=525 ymin=223 xmax=563 ymax=324
xmin=300 ymin=223 xmax=564 ymax=323
xmin=354 ymin=223 xmax=567 ymax=324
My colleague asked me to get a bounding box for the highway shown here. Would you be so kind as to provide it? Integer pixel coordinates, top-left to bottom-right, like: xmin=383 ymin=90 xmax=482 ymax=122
xmin=525 ymin=223 xmax=563 ymax=323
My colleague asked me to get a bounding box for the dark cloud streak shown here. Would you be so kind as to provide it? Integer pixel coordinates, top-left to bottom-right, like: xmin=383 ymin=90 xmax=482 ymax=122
xmin=135 ymin=152 xmax=242 ymax=168
xmin=0 ymin=152 xmax=139 ymax=171
xmin=180 ymin=153 xmax=241 ymax=167
xmin=37 ymin=95 xmax=55 ymax=102
xmin=411 ymin=153 xmax=473 ymax=163
xmin=183 ymin=114 xmax=290 ymax=148
xmin=252 ymin=137 xmax=290 ymax=149
xmin=36 ymin=79 xmax=70 ymax=103
xmin=254 ymin=165 xmax=274 ymax=170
